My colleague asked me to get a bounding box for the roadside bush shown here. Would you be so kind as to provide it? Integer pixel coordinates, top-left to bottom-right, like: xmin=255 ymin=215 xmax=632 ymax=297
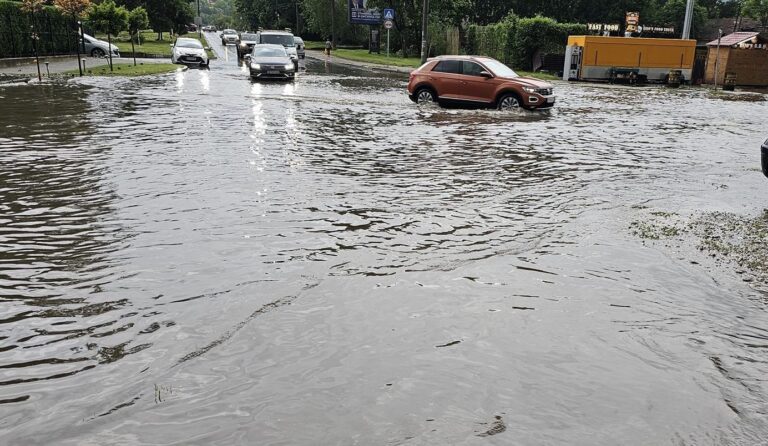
xmin=0 ymin=0 xmax=78 ymax=58
xmin=466 ymin=14 xmax=587 ymax=70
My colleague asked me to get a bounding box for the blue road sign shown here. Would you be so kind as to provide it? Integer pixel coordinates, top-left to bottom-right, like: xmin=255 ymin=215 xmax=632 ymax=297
xmin=383 ymin=9 xmax=395 ymax=21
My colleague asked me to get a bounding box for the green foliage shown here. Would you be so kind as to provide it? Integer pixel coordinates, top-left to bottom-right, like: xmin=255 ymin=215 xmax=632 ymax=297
xmin=144 ymin=0 xmax=193 ymax=35
xmin=0 ymin=0 xmax=78 ymax=58
xmin=127 ymin=7 xmax=149 ymax=36
xmin=467 ymin=14 xmax=586 ymax=70
xmin=88 ymin=0 xmax=128 ymax=36
xmin=743 ymin=0 xmax=768 ymax=29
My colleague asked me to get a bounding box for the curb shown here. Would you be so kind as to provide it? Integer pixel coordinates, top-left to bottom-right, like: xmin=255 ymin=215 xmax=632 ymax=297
xmin=0 ymin=55 xmax=81 ymax=69
xmin=305 ymin=50 xmax=412 ymax=74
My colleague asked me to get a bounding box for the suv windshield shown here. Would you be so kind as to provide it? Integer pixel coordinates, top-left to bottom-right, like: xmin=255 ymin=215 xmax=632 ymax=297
xmin=260 ymin=34 xmax=294 ymax=46
xmin=480 ymin=59 xmax=519 ymax=78
xmin=253 ymin=47 xmax=287 ymax=57
xmin=223 ymin=30 xmax=237 ymax=35
xmin=241 ymin=34 xmax=258 ymax=41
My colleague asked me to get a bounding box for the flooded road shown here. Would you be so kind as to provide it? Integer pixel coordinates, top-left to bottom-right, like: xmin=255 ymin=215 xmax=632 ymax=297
xmin=1 ymin=40 xmax=768 ymax=445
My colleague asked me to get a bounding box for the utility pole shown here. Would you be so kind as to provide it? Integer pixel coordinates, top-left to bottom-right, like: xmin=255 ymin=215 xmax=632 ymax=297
xmin=682 ymin=0 xmax=694 ymax=39
xmin=331 ymin=0 xmax=336 ymax=48
xmin=197 ymin=0 xmax=201 ymax=39
xmin=420 ymin=0 xmax=429 ymax=63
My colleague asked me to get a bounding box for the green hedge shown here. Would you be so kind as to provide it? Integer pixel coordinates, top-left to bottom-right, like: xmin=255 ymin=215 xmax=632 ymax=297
xmin=0 ymin=0 xmax=79 ymax=58
xmin=467 ymin=15 xmax=587 ymax=70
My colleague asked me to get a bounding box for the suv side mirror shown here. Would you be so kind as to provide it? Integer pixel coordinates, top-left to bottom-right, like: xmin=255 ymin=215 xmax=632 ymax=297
xmin=480 ymin=71 xmax=493 ymax=78
xmin=244 ymin=54 xmax=251 ymax=61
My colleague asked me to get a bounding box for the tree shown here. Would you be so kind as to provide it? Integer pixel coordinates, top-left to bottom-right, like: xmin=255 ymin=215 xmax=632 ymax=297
xmin=743 ymin=0 xmax=768 ymax=30
xmin=88 ymin=0 xmax=129 ymax=71
xmin=54 ymin=0 xmax=91 ymax=76
xmin=127 ymin=6 xmax=149 ymax=66
xmin=145 ymin=0 xmax=194 ymax=40
xmin=21 ymin=0 xmax=44 ymax=81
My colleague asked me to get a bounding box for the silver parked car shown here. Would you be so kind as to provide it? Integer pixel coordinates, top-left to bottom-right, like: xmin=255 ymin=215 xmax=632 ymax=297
xmin=294 ymin=36 xmax=305 ymax=59
xmin=171 ymin=38 xmax=209 ymax=67
xmin=80 ymin=33 xmax=120 ymax=58
xmin=245 ymin=44 xmax=295 ymax=81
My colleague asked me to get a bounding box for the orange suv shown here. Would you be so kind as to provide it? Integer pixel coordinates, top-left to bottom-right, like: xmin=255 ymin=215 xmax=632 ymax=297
xmin=407 ymin=56 xmax=555 ymax=110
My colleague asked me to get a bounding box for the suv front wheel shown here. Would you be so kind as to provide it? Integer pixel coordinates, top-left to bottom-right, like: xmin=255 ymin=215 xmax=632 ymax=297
xmin=497 ymin=93 xmax=522 ymax=111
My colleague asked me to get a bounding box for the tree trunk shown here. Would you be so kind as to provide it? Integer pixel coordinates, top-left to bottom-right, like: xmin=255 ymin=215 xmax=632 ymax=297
xmin=131 ymin=33 xmax=136 ymax=66
xmin=107 ymin=32 xmax=113 ymax=71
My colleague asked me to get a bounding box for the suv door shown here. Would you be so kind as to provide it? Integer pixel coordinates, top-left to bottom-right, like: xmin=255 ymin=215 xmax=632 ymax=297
xmin=430 ymin=60 xmax=462 ymax=99
xmin=459 ymin=61 xmax=497 ymax=103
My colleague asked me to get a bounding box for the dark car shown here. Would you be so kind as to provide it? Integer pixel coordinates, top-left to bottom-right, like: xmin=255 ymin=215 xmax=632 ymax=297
xmin=238 ymin=33 xmax=258 ymax=58
xmin=407 ymin=55 xmax=555 ymax=110
xmin=245 ymin=44 xmax=296 ymax=81
xmin=762 ymin=138 xmax=768 ymax=178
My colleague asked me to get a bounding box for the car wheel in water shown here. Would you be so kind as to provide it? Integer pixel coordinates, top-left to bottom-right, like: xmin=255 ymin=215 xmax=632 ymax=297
xmin=91 ymin=48 xmax=106 ymax=58
xmin=415 ymin=88 xmax=436 ymax=104
xmin=497 ymin=93 xmax=521 ymax=111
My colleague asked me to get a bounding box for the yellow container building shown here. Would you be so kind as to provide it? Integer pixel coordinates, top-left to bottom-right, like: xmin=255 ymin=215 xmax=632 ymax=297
xmin=564 ymin=36 xmax=697 ymax=83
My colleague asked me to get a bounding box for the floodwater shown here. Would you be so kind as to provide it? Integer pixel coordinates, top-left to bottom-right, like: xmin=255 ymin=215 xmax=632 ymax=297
xmin=1 ymin=38 xmax=768 ymax=446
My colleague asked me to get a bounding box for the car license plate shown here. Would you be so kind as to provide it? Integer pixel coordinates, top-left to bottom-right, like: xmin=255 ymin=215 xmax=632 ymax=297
xmin=547 ymin=97 xmax=555 ymax=103
xmin=267 ymin=70 xmax=279 ymax=74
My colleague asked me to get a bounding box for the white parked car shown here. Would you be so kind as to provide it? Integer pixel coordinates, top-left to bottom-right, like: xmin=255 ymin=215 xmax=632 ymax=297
xmin=171 ymin=38 xmax=209 ymax=68
xmin=80 ymin=33 xmax=120 ymax=58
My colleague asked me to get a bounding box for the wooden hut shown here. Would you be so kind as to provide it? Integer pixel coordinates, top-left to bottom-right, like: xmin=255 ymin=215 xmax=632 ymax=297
xmin=704 ymin=32 xmax=768 ymax=86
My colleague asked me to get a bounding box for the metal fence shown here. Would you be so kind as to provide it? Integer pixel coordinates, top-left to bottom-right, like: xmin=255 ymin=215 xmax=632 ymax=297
xmin=0 ymin=5 xmax=80 ymax=59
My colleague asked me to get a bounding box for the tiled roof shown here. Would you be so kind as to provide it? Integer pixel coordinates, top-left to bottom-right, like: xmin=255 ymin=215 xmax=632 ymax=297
xmin=706 ymin=32 xmax=760 ymax=46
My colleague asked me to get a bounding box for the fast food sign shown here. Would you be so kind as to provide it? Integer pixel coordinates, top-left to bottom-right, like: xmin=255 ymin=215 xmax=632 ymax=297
xmin=626 ymin=12 xmax=640 ymax=33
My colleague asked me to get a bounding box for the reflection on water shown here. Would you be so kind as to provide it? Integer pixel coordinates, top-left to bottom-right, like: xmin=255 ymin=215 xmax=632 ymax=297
xmin=1 ymin=59 xmax=768 ymax=445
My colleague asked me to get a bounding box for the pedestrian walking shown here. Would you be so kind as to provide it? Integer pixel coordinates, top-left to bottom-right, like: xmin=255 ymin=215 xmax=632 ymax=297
xmin=325 ymin=38 xmax=332 ymax=57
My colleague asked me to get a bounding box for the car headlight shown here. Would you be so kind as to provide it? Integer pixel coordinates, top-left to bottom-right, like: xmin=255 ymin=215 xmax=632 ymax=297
xmin=522 ymin=86 xmax=536 ymax=93
xmin=251 ymin=63 xmax=260 ymax=70
xmin=284 ymin=63 xmax=295 ymax=70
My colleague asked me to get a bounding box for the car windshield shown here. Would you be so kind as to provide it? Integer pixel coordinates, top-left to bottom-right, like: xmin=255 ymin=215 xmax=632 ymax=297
xmin=260 ymin=34 xmax=294 ymax=46
xmin=223 ymin=30 xmax=237 ymax=35
xmin=253 ymin=47 xmax=287 ymax=57
xmin=177 ymin=40 xmax=203 ymax=49
xmin=480 ymin=59 xmax=519 ymax=78
xmin=241 ymin=34 xmax=258 ymax=41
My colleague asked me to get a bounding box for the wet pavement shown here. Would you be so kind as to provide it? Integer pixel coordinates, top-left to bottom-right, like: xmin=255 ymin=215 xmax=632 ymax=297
xmin=1 ymin=33 xmax=768 ymax=445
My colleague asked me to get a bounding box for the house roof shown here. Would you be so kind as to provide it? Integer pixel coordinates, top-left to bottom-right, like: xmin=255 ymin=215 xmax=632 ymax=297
xmin=706 ymin=31 xmax=761 ymax=46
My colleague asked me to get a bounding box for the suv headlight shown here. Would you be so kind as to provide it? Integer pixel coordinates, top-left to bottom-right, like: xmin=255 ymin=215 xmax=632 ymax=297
xmin=522 ymin=86 xmax=537 ymax=93
xmin=284 ymin=63 xmax=295 ymax=70
xmin=251 ymin=63 xmax=260 ymax=70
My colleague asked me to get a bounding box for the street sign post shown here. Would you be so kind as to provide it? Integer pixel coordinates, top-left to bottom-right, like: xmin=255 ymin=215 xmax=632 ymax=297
xmin=384 ymin=19 xmax=393 ymax=57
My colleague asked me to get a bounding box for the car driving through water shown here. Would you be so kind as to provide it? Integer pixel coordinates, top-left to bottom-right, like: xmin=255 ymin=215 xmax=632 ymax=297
xmin=245 ymin=44 xmax=296 ymax=81
xmin=220 ymin=29 xmax=239 ymax=45
xmin=407 ymin=55 xmax=555 ymax=111
xmin=171 ymin=38 xmax=209 ymax=68
xmin=238 ymin=33 xmax=259 ymax=58
xmin=256 ymin=30 xmax=299 ymax=70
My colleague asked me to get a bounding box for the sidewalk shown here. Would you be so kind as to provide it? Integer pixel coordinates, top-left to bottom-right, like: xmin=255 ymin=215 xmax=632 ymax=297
xmin=0 ymin=56 xmax=167 ymax=77
xmin=305 ymin=49 xmax=413 ymax=74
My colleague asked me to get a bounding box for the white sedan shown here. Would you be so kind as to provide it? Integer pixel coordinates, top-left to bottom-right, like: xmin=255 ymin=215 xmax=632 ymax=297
xmin=171 ymin=38 xmax=209 ymax=68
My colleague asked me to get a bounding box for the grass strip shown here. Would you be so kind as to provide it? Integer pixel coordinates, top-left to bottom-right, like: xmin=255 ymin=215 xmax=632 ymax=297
xmin=62 ymin=62 xmax=181 ymax=77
